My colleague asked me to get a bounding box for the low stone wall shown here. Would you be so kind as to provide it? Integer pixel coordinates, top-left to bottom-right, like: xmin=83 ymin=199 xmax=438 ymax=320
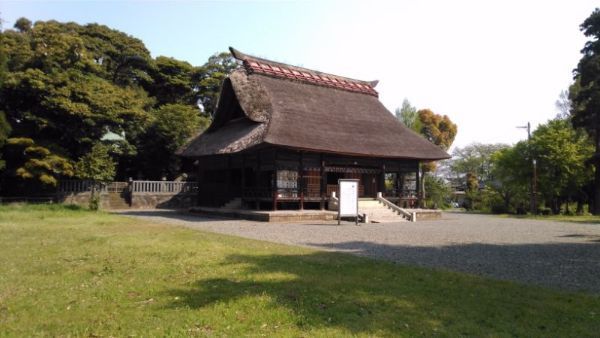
xmin=131 ymin=193 xmax=196 ymax=209
xmin=409 ymin=209 xmax=443 ymax=221
xmin=58 ymin=192 xmax=131 ymax=209
xmin=57 ymin=192 xmax=196 ymax=210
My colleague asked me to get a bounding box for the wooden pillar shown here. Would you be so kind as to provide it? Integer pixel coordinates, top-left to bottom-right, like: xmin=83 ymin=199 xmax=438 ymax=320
xmin=197 ymin=163 xmax=203 ymax=206
xmin=255 ymin=152 xmax=261 ymax=210
xmin=320 ymin=155 xmax=326 ymax=210
xmin=226 ymin=155 xmax=232 ymax=202
xmin=273 ymin=149 xmax=278 ymax=211
xmin=241 ymin=154 xmax=246 ymax=207
xmin=379 ymin=164 xmax=386 ymax=196
xmin=299 ymin=152 xmax=304 ymax=210
xmin=416 ymin=162 xmax=422 ymax=208
xmin=397 ymin=170 xmax=403 ymax=206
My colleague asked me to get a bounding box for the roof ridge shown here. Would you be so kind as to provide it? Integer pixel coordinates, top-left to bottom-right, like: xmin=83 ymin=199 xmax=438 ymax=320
xmin=229 ymin=47 xmax=379 ymax=97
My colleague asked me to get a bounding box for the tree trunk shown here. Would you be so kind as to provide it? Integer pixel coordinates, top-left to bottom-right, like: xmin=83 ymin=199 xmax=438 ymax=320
xmin=594 ymin=130 xmax=600 ymax=215
xmin=551 ymin=197 xmax=560 ymax=215
xmin=595 ymin=161 xmax=600 ymax=215
xmin=576 ymin=196 xmax=584 ymax=215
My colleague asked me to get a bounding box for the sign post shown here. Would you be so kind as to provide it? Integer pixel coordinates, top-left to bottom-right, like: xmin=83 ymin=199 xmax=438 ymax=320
xmin=338 ymin=179 xmax=359 ymax=225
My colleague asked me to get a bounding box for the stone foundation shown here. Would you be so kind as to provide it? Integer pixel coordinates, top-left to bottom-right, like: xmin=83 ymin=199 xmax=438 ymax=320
xmin=131 ymin=194 xmax=196 ymax=209
xmin=57 ymin=192 xmax=196 ymax=210
xmin=190 ymin=207 xmax=337 ymax=222
xmin=408 ymin=209 xmax=443 ymax=221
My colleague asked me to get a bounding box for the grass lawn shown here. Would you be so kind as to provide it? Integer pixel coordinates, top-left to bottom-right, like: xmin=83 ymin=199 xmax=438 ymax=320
xmin=497 ymin=213 xmax=600 ymax=224
xmin=1 ymin=205 xmax=599 ymax=337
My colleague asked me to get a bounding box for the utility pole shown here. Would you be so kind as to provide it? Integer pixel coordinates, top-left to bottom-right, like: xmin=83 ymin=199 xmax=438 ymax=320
xmin=517 ymin=122 xmax=537 ymax=214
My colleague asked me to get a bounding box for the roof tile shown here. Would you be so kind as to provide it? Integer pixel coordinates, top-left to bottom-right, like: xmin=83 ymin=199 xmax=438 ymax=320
xmin=243 ymin=60 xmax=378 ymax=97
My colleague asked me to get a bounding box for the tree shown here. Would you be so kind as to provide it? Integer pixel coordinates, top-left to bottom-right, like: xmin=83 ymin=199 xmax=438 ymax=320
xmin=133 ymin=104 xmax=206 ymax=179
xmin=418 ymin=109 xmax=457 ymax=151
xmin=0 ymin=20 xmax=155 ymax=190
xmin=193 ymin=52 xmax=238 ymax=115
xmin=488 ymin=118 xmax=593 ymax=215
xmin=424 ymin=175 xmax=451 ymax=209
xmin=530 ymin=118 xmax=593 ymax=214
xmin=555 ymin=90 xmax=571 ymax=119
xmin=0 ymin=18 xmax=229 ymax=191
xmin=0 ymin=17 xmax=237 ymax=192
xmin=147 ymin=56 xmax=197 ymax=106
xmin=570 ymin=8 xmax=600 ymax=214
xmin=450 ymin=143 xmax=509 ymax=189
xmin=75 ymin=143 xmax=116 ymax=210
xmin=395 ymin=98 xmax=421 ymax=132
xmin=416 ymin=109 xmax=457 ymax=207
xmin=489 ymin=142 xmax=531 ymax=213
xmin=0 ymin=112 xmax=10 ymax=171
xmin=5 ymin=137 xmax=74 ymax=186
xmin=13 ymin=18 xmax=32 ymax=33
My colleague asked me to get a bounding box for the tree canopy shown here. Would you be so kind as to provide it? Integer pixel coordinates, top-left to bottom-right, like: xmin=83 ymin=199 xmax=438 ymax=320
xmin=395 ymin=98 xmax=420 ymax=132
xmin=450 ymin=143 xmax=509 ymax=188
xmin=0 ymin=18 xmax=236 ymax=193
xmin=571 ymin=7 xmax=600 ymax=214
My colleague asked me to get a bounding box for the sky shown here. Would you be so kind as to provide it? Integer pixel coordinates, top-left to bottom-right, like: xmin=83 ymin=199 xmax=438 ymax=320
xmin=2 ymin=0 xmax=598 ymax=150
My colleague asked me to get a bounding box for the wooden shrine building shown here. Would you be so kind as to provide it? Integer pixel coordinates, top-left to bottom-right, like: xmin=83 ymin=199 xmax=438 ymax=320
xmin=179 ymin=47 xmax=450 ymax=210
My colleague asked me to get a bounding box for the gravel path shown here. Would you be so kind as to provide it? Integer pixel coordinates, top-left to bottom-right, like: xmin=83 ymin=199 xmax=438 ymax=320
xmin=117 ymin=210 xmax=600 ymax=294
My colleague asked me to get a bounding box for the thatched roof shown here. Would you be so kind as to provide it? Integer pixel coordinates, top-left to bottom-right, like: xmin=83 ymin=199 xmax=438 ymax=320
xmin=179 ymin=47 xmax=450 ymax=160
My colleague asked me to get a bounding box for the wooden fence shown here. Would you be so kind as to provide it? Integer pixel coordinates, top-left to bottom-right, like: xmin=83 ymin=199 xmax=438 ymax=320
xmin=131 ymin=181 xmax=198 ymax=194
xmin=58 ymin=180 xmax=198 ymax=194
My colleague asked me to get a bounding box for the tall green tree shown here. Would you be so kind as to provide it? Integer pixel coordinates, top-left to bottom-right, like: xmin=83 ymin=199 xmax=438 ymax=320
xmin=75 ymin=142 xmax=116 ymax=210
xmin=571 ymin=8 xmax=600 ymax=214
xmin=450 ymin=143 xmax=509 ymax=189
xmin=0 ymin=112 xmax=10 ymax=172
xmin=194 ymin=52 xmax=238 ymax=115
xmin=147 ymin=56 xmax=197 ymax=106
xmin=5 ymin=137 xmax=74 ymax=186
xmin=132 ymin=104 xmax=206 ymax=179
xmin=0 ymin=18 xmax=228 ymax=190
xmin=489 ymin=142 xmax=531 ymax=213
xmin=0 ymin=19 xmax=155 ymax=189
xmin=488 ymin=118 xmax=593 ymax=215
xmin=395 ymin=98 xmax=421 ymax=132
xmin=530 ymin=118 xmax=594 ymax=214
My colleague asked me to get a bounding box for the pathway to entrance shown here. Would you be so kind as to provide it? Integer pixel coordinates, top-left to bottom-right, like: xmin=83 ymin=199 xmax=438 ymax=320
xmin=117 ymin=210 xmax=600 ymax=293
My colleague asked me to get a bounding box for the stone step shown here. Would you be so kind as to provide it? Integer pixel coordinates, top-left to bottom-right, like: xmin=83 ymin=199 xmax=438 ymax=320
xmin=357 ymin=200 xmax=407 ymax=223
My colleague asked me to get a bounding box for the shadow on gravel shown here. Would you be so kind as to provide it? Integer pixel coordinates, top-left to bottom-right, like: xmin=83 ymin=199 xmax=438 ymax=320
xmin=305 ymin=241 xmax=600 ymax=294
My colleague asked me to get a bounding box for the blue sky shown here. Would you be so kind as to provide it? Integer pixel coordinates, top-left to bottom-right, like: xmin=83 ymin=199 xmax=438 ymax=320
xmin=2 ymin=0 xmax=598 ymax=149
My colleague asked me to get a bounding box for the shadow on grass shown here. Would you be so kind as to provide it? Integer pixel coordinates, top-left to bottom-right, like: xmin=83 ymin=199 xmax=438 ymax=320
xmin=163 ymin=251 xmax=496 ymax=335
xmin=115 ymin=210 xmax=238 ymax=223
xmin=163 ymin=242 xmax=600 ymax=336
xmin=307 ymin=241 xmax=600 ymax=293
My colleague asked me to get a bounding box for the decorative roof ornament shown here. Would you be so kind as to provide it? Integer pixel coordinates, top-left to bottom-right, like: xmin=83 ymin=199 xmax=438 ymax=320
xmin=229 ymin=47 xmax=379 ymax=97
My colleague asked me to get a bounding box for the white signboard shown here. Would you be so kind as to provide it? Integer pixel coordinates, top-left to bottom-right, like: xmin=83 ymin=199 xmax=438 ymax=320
xmin=338 ymin=179 xmax=359 ymax=225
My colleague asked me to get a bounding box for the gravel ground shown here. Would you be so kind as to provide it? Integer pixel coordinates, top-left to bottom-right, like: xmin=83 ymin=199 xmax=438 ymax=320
xmin=117 ymin=210 xmax=600 ymax=294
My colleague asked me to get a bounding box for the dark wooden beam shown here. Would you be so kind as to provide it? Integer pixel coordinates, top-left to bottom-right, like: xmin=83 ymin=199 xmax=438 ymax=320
xmin=299 ymin=152 xmax=304 ymax=210
xmin=273 ymin=149 xmax=278 ymax=211
xmin=255 ymin=151 xmax=261 ymax=210
xmin=416 ymin=161 xmax=422 ymax=208
xmin=320 ymin=154 xmax=325 ymax=210
xmin=379 ymin=164 xmax=386 ymax=196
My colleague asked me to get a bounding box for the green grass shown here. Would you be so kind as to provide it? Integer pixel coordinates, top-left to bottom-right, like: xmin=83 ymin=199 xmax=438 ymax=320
xmin=496 ymin=213 xmax=600 ymax=224
xmin=1 ymin=204 xmax=599 ymax=337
